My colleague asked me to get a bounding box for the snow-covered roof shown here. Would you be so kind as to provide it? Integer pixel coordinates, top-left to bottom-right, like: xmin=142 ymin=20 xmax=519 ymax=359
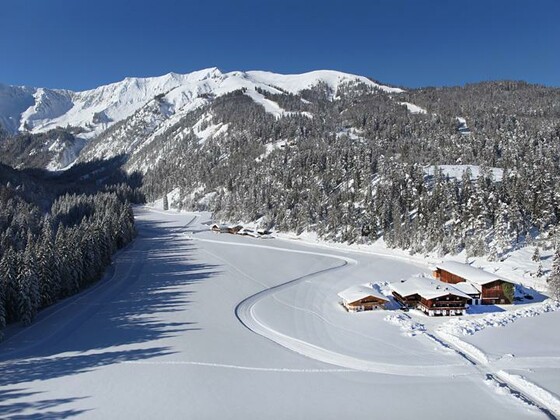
xmin=389 ymin=276 xmax=471 ymax=300
xmin=435 ymin=261 xmax=510 ymax=286
xmin=211 ymin=224 xmax=231 ymax=230
xmin=338 ymin=284 xmax=389 ymax=304
xmin=452 ymin=281 xmax=481 ymax=296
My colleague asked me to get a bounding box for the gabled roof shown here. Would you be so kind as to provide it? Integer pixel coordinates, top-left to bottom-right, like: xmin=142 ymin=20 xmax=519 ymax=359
xmin=211 ymin=223 xmax=231 ymax=229
xmin=338 ymin=284 xmax=389 ymax=304
xmin=452 ymin=281 xmax=481 ymax=296
xmin=390 ymin=275 xmax=471 ymax=300
xmin=435 ymin=261 xmax=510 ymax=286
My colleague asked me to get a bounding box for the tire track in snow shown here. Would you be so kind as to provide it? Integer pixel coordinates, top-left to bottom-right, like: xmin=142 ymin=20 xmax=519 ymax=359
xmin=122 ymin=360 xmax=355 ymax=373
xmin=194 ymin=236 xmax=471 ymax=377
xmin=432 ymin=330 xmax=558 ymax=418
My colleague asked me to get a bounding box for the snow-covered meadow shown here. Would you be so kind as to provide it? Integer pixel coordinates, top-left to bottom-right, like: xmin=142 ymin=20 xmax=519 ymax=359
xmin=0 ymin=208 xmax=557 ymax=419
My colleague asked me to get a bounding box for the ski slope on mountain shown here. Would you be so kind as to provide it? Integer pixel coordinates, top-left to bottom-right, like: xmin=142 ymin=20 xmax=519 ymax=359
xmin=0 ymin=207 xmax=552 ymax=419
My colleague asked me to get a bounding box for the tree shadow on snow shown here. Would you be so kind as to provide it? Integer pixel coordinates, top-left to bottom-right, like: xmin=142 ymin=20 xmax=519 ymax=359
xmin=0 ymin=216 xmax=221 ymax=418
xmin=0 ymin=389 xmax=89 ymax=419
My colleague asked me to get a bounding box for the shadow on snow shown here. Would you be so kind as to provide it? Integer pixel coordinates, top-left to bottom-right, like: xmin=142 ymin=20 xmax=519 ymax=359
xmin=0 ymin=215 xmax=220 ymax=418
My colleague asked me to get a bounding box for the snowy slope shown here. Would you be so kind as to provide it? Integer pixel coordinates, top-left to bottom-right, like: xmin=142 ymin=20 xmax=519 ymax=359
xmin=0 ymin=68 xmax=403 ymax=169
xmin=18 ymin=69 xmax=223 ymax=139
xmin=0 ymin=84 xmax=36 ymax=133
xmin=246 ymin=70 xmax=404 ymax=95
xmin=0 ymin=68 xmax=400 ymax=138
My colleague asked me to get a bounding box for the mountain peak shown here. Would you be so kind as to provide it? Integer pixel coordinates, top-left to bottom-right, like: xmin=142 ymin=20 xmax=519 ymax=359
xmin=0 ymin=67 xmax=402 ymax=146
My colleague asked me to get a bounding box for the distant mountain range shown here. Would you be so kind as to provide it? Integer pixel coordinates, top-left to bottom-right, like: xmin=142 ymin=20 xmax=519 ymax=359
xmin=0 ymin=68 xmax=402 ymax=170
xmin=1 ymin=67 xmax=559 ymax=257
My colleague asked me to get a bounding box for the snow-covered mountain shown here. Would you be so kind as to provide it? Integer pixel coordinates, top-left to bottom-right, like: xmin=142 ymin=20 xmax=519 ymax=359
xmin=0 ymin=68 xmax=403 ymax=169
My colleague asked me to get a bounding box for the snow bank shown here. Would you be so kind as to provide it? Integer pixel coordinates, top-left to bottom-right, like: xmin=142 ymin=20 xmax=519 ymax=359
xmin=497 ymin=371 xmax=560 ymax=416
xmin=436 ymin=331 xmax=489 ymax=364
xmin=439 ymin=300 xmax=560 ymax=336
xmin=384 ymin=314 xmax=426 ymax=337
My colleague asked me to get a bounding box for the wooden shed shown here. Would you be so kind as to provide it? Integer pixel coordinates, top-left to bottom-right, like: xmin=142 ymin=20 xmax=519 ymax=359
xmin=338 ymin=285 xmax=389 ymax=312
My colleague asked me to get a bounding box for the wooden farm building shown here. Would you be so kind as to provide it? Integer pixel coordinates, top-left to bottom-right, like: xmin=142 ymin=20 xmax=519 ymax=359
xmin=389 ymin=276 xmax=470 ymax=316
xmin=210 ymin=224 xmax=243 ymax=234
xmin=433 ymin=262 xmax=514 ymax=305
xmin=211 ymin=224 xmax=230 ymax=233
xmin=338 ymin=285 xmax=389 ymax=312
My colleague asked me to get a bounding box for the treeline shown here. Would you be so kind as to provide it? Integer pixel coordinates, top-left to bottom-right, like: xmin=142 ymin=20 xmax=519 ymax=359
xmin=0 ymin=186 xmax=136 ymax=333
xmin=138 ymin=81 xmax=560 ymax=258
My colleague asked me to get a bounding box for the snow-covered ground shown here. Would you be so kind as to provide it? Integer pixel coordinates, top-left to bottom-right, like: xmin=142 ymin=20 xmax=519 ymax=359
xmin=399 ymin=101 xmax=427 ymax=114
xmin=424 ymin=164 xmax=504 ymax=182
xmin=0 ymin=208 xmax=556 ymax=418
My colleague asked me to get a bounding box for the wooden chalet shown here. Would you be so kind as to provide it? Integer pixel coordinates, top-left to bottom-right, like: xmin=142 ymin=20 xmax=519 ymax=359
xmin=390 ymin=276 xmax=470 ymax=316
xmin=211 ymin=224 xmax=230 ymax=233
xmin=338 ymin=285 xmax=389 ymax=312
xmin=433 ymin=262 xmax=514 ymax=305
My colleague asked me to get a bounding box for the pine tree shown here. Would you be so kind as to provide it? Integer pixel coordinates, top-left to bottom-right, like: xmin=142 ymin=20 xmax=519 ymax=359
xmin=0 ymin=273 xmax=6 ymax=337
xmin=163 ymin=194 xmax=169 ymax=211
xmin=17 ymin=244 xmax=40 ymax=326
xmin=532 ymin=246 xmax=541 ymax=263
xmin=0 ymin=247 xmax=20 ymax=323
xmin=534 ymin=262 xmax=544 ymax=278
xmin=548 ymin=249 xmax=560 ymax=300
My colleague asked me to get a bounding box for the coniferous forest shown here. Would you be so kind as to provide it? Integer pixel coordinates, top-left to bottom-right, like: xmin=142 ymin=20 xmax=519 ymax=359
xmin=0 ymin=160 xmax=141 ymax=334
xmin=136 ymin=82 xmax=560 ymax=258
xmin=1 ymin=78 xmax=560 ymax=332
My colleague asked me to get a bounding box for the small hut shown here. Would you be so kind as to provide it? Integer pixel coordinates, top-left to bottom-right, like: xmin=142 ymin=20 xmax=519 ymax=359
xmin=338 ymin=285 xmax=389 ymax=312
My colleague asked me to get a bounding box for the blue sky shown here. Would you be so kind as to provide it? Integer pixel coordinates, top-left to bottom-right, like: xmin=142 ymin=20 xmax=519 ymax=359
xmin=1 ymin=0 xmax=558 ymax=90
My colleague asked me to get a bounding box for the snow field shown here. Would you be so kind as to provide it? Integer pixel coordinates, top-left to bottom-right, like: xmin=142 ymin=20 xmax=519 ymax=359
xmin=0 ymin=208 xmax=553 ymax=419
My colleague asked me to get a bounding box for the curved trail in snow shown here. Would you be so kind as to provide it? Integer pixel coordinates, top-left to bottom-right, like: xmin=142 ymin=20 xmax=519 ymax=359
xmin=122 ymin=360 xmax=354 ymax=373
xmin=195 ymin=230 xmax=560 ymax=415
xmin=194 ymin=236 xmax=471 ymax=377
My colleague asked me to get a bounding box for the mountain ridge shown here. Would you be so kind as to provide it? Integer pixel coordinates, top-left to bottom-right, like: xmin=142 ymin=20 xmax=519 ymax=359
xmin=0 ymin=68 xmax=402 ymax=170
xmin=0 ymin=67 xmax=400 ymax=134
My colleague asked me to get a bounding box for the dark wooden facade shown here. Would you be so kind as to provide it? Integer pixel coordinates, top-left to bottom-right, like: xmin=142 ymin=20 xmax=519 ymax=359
xmin=392 ymin=291 xmax=467 ymax=315
xmin=433 ymin=269 xmax=464 ymax=284
xmin=343 ymin=296 xmax=387 ymax=312
xmin=392 ymin=292 xmax=420 ymax=308
xmin=434 ymin=267 xmax=513 ymax=305
xmin=418 ymin=295 xmax=468 ymax=316
xmin=480 ymin=280 xmax=511 ymax=304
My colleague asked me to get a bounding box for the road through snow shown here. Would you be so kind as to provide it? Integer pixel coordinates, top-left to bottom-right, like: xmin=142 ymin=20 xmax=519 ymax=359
xmin=0 ymin=208 xmax=549 ymax=419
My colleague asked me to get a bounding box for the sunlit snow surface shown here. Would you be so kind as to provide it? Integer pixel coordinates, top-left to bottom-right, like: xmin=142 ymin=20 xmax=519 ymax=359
xmin=1 ymin=68 xmax=401 ymax=139
xmin=0 ymin=208 xmax=555 ymax=419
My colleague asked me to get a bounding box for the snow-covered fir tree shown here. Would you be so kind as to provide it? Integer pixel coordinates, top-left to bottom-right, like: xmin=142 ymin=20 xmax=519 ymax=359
xmin=548 ymin=249 xmax=560 ymax=300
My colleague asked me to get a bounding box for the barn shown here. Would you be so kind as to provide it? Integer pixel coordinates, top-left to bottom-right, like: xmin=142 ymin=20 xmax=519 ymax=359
xmin=338 ymin=285 xmax=389 ymax=312
xmin=433 ymin=261 xmax=514 ymax=305
xmin=390 ymin=276 xmax=470 ymax=316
